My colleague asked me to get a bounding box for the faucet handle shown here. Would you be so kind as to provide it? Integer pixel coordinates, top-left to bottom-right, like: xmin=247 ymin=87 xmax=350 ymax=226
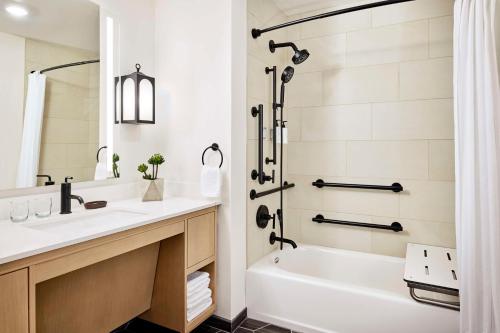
xmin=64 ymin=176 xmax=73 ymax=183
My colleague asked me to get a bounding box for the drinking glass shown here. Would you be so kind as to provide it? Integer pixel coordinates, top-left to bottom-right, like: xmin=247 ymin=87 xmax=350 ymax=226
xmin=32 ymin=197 xmax=53 ymax=218
xmin=10 ymin=201 xmax=29 ymax=223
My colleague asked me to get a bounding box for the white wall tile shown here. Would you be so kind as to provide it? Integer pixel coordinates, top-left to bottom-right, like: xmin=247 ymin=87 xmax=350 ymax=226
xmin=347 ymin=20 xmax=429 ymax=67
xmin=372 ymin=99 xmax=454 ymax=140
xmin=299 ymin=10 xmax=371 ymax=39
xmin=287 ymin=174 xmax=323 ymax=211
xmin=372 ymin=0 xmax=453 ymax=27
xmin=295 ymin=34 xmax=346 ymax=73
xmin=287 ymin=71 xmax=323 ymax=107
xmin=430 ymin=16 xmax=453 ymax=58
xmin=429 ymin=140 xmax=455 ymax=181
xmin=288 ymin=141 xmax=347 ymax=176
xmin=400 ymin=180 xmax=455 ymax=223
xmin=301 ymin=104 xmax=372 ymax=141
xmin=400 ymin=58 xmax=453 ymax=100
xmin=323 ymin=64 xmax=399 ymax=105
xmin=285 ymin=107 xmax=302 ymax=142
xmin=347 ymin=141 xmax=428 ymax=180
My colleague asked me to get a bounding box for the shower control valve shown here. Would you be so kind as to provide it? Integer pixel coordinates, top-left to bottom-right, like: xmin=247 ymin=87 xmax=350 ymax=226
xmin=256 ymin=205 xmax=275 ymax=229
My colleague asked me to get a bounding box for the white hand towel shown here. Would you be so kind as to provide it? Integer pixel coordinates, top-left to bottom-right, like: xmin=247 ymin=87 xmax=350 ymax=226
xmin=187 ymin=297 xmax=212 ymax=322
xmin=187 ymin=271 xmax=209 ymax=287
xmin=94 ymin=162 xmax=108 ymax=180
xmin=187 ymin=279 xmax=210 ymax=298
xmin=200 ymin=165 xmax=221 ymax=198
xmin=187 ymin=288 xmax=212 ymax=309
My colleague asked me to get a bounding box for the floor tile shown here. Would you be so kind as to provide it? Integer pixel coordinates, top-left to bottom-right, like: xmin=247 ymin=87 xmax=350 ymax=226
xmin=256 ymin=325 xmax=291 ymax=333
xmin=234 ymin=327 xmax=253 ymax=333
xmin=240 ymin=318 xmax=269 ymax=330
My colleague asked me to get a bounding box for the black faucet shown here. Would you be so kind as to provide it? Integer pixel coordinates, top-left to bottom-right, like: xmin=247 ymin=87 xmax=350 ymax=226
xmin=270 ymin=232 xmax=297 ymax=249
xmin=60 ymin=177 xmax=84 ymax=214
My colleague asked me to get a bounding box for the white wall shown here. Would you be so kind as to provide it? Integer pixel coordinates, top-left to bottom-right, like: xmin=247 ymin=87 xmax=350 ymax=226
xmin=0 ymin=32 xmax=25 ymax=190
xmin=154 ymin=0 xmax=247 ymax=320
xmin=283 ymin=0 xmax=455 ymax=257
xmin=91 ymin=0 xmax=166 ymax=181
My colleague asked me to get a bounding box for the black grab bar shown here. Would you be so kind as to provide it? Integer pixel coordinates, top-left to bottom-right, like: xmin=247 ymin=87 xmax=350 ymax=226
xmin=312 ymin=214 xmax=403 ymax=232
xmin=312 ymin=179 xmax=403 ymax=193
xmin=250 ymin=182 xmax=295 ymax=200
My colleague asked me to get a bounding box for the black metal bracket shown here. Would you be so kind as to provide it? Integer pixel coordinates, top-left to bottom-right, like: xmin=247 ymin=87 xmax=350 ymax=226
xmin=202 ymin=143 xmax=223 ymax=168
xmin=250 ymin=182 xmax=295 ymax=200
xmin=312 ymin=179 xmax=403 ymax=193
xmin=313 ymin=214 xmax=403 ymax=232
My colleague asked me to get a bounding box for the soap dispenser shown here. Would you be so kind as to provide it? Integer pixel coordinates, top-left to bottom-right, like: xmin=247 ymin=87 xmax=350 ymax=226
xmin=277 ymin=121 xmax=288 ymax=144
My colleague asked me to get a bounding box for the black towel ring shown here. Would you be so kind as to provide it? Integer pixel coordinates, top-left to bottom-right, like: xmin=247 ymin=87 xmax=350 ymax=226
xmin=97 ymin=146 xmax=107 ymax=162
xmin=202 ymin=143 xmax=223 ymax=168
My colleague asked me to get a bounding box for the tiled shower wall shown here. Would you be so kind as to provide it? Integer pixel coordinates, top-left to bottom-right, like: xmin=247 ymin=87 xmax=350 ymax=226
xmin=25 ymin=39 xmax=100 ymax=185
xmin=247 ymin=0 xmax=290 ymax=266
xmin=283 ymin=0 xmax=455 ymax=257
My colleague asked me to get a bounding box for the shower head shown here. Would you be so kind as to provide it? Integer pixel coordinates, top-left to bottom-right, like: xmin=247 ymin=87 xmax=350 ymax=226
xmin=281 ymin=66 xmax=294 ymax=84
xmin=269 ymin=40 xmax=310 ymax=65
xmin=292 ymin=49 xmax=310 ymax=65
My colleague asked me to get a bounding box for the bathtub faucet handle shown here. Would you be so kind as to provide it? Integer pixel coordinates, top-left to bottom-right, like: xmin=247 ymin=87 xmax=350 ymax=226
xmin=256 ymin=205 xmax=275 ymax=229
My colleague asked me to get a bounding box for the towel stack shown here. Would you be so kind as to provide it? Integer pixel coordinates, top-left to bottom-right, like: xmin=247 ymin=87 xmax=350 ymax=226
xmin=187 ymin=271 xmax=212 ymax=322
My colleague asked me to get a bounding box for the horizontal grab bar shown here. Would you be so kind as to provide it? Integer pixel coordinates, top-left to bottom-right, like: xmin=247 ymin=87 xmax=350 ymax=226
xmin=312 ymin=214 xmax=403 ymax=232
xmin=250 ymin=182 xmax=295 ymax=200
xmin=312 ymin=179 xmax=403 ymax=193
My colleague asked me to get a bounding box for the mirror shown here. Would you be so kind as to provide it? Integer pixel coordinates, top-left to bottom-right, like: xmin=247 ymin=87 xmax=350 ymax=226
xmin=0 ymin=0 xmax=119 ymax=191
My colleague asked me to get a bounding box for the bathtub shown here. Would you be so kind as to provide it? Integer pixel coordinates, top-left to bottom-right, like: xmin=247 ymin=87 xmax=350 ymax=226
xmin=246 ymin=244 xmax=459 ymax=333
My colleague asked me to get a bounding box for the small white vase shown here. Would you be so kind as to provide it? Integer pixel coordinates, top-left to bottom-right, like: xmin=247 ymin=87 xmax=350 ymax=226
xmin=142 ymin=178 xmax=164 ymax=202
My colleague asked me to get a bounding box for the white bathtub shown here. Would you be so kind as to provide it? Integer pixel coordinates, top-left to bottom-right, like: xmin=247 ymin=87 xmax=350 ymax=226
xmin=246 ymin=244 xmax=459 ymax=333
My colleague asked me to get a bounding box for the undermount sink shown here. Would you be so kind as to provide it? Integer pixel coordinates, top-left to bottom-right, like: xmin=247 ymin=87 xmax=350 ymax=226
xmin=23 ymin=209 xmax=148 ymax=237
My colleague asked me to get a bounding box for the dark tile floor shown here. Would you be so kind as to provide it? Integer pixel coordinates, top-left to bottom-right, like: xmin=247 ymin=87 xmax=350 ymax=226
xmin=112 ymin=318 xmax=296 ymax=333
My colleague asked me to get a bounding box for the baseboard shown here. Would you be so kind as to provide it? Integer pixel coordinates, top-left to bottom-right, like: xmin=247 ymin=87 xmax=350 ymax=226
xmin=206 ymin=308 xmax=247 ymax=332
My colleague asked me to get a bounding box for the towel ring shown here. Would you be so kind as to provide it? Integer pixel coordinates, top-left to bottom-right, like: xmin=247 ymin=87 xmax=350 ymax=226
xmin=96 ymin=146 xmax=107 ymax=162
xmin=202 ymin=143 xmax=223 ymax=168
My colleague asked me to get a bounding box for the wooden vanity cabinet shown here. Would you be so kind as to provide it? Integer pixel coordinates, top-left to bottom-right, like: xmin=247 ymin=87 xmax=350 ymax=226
xmin=0 ymin=206 xmax=217 ymax=333
xmin=0 ymin=269 xmax=29 ymax=333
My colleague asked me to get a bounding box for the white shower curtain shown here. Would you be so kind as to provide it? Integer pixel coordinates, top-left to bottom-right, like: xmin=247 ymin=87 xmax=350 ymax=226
xmin=454 ymin=0 xmax=500 ymax=332
xmin=16 ymin=72 xmax=46 ymax=188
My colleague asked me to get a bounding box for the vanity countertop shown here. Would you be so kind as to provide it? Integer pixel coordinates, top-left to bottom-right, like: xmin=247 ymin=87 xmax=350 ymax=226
xmin=0 ymin=197 xmax=220 ymax=265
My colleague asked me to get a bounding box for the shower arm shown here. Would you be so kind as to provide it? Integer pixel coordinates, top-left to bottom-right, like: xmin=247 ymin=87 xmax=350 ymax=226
xmin=271 ymin=41 xmax=299 ymax=53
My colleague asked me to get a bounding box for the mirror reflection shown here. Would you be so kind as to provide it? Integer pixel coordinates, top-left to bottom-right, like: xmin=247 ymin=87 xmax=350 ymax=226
xmin=0 ymin=0 xmax=113 ymax=191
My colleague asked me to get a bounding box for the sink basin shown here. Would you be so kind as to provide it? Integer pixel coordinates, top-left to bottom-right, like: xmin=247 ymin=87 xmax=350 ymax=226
xmin=23 ymin=209 xmax=147 ymax=238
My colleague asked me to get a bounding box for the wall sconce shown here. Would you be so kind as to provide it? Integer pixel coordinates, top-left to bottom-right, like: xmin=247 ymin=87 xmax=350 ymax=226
xmin=120 ymin=64 xmax=155 ymax=124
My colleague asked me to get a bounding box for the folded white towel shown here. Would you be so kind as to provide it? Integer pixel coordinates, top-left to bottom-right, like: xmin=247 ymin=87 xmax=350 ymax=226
xmin=187 ymin=297 xmax=212 ymax=322
xmin=187 ymin=271 xmax=210 ymax=290
xmin=94 ymin=162 xmax=108 ymax=180
xmin=200 ymin=165 xmax=221 ymax=198
xmin=187 ymin=288 xmax=212 ymax=310
xmin=187 ymin=279 xmax=210 ymax=298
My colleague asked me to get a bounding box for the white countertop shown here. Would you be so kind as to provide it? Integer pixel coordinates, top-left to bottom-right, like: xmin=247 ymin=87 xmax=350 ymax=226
xmin=0 ymin=197 xmax=220 ymax=265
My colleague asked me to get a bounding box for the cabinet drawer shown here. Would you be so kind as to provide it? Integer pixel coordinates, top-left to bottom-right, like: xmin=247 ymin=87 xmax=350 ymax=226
xmin=0 ymin=269 xmax=28 ymax=333
xmin=187 ymin=212 xmax=215 ymax=268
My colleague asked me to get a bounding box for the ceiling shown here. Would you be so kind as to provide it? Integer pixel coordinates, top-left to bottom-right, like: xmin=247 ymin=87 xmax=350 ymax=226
xmin=0 ymin=0 xmax=99 ymax=52
xmin=273 ymin=0 xmax=375 ymax=16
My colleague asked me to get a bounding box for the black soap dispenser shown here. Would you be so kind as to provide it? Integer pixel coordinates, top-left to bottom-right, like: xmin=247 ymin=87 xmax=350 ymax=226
xmin=60 ymin=177 xmax=73 ymax=214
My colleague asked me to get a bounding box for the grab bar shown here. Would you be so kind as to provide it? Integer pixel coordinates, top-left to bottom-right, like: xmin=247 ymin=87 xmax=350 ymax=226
xmin=250 ymin=182 xmax=295 ymax=200
xmin=312 ymin=214 xmax=403 ymax=232
xmin=312 ymin=179 xmax=403 ymax=193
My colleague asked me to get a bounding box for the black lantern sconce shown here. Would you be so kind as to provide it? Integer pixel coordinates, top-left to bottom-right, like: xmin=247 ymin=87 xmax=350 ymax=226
xmin=120 ymin=63 xmax=155 ymax=124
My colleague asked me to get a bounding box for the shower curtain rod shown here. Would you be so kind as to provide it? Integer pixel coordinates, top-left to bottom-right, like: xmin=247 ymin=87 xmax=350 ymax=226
xmin=251 ymin=0 xmax=416 ymax=38
xmin=32 ymin=59 xmax=100 ymax=74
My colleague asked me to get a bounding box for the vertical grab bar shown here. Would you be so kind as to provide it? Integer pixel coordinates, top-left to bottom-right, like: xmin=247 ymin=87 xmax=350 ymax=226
xmin=251 ymin=105 xmax=274 ymax=185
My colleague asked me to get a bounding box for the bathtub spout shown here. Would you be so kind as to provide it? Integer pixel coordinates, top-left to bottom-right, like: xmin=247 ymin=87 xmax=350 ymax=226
xmin=270 ymin=232 xmax=297 ymax=249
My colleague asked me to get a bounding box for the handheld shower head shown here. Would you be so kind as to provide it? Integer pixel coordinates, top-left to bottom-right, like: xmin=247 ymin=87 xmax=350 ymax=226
xmin=279 ymin=66 xmax=295 ymax=108
xmin=281 ymin=66 xmax=294 ymax=84
xmin=269 ymin=40 xmax=310 ymax=65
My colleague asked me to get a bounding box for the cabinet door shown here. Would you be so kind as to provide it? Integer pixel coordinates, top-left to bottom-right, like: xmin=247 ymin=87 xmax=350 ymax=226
xmin=187 ymin=212 xmax=215 ymax=268
xmin=0 ymin=269 xmax=29 ymax=333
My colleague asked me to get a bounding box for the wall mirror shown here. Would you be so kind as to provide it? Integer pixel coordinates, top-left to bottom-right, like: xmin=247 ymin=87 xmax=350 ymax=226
xmin=0 ymin=0 xmax=120 ymax=192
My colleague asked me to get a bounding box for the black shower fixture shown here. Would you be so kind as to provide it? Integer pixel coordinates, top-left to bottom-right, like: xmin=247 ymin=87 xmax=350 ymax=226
xmin=269 ymin=40 xmax=310 ymax=65
xmin=279 ymin=66 xmax=294 ymax=108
